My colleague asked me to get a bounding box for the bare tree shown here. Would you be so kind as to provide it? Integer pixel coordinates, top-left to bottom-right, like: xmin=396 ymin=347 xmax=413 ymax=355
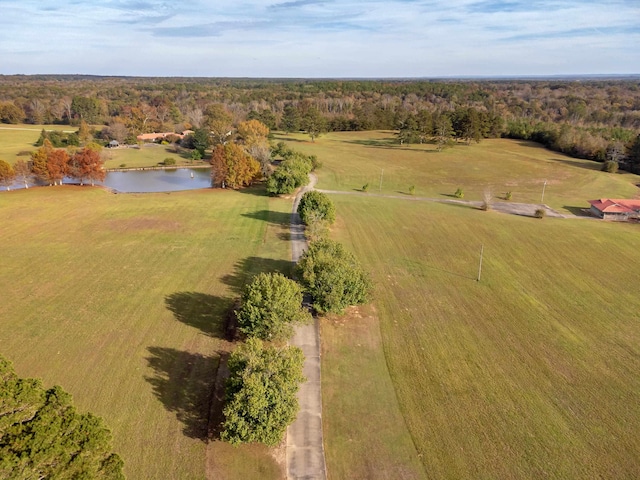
xmin=61 ymin=97 xmax=73 ymax=124
xmin=27 ymin=99 xmax=46 ymax=124
xmin=248 ymin=143 xmax=272 ymax=178
xmin=482 ymin=187 xmax=493 ymax=211
xmin=186 ymin=108 xmax=204 ymax=128
xmin=607 ymin=141 xmax=626 ymax=163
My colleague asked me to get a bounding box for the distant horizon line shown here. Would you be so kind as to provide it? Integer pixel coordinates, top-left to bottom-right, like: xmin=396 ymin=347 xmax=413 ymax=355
xmin=1 ymin=73 xmax=639 ymax=82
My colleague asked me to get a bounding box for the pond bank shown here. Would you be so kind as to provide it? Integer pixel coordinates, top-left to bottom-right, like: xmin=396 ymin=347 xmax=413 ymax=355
xmin=106 ymin=164 xmax=210 ymax=172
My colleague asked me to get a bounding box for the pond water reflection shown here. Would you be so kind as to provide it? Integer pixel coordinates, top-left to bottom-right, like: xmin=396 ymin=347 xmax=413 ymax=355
xmin=100 ymin=168 xmax=212 ymax=193
xmin=7 ymin=167 xmax=213 ymax=193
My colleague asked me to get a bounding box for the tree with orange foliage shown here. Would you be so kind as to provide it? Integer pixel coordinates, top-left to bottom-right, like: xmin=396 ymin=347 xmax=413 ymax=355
xmin=46 ymin=149 xmax=70 ymax=185
xmin=0 ymin=159 xmax=16 ymax=191
xmin=68 ymin=148 xmax=105 ymax=186
xmin=31 ymin=139 xmax=54 ymax=184
xmin=211 ymin=143 xmax=260 ymax=189
xmin=237 ymin=119 xmax=269 ymax=148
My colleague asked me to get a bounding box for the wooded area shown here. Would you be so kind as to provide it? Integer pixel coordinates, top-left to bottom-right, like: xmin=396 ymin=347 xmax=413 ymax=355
xmin=0 ymin=75 xmax=639 ymax=172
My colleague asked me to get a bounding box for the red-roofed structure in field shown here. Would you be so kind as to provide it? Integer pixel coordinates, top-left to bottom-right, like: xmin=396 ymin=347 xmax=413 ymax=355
xmin=136 ymin=130 xmax=193 ymax=142
xmin=588 ymin=199 xmax=640 ymax=221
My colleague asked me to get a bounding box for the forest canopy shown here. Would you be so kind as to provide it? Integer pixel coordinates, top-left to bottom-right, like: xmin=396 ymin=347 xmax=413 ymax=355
xmin=0 ymin=75 xmax=639 ymax=171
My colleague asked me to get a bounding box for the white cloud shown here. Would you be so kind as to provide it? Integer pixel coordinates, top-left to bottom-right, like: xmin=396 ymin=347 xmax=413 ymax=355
xmin=0 ymin=0 xmax=637 ymax=76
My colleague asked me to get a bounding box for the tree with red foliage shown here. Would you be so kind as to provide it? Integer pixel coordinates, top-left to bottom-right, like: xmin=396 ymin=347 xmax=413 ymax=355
xmin=68 ymin=148 xmax=105 ymax=186
xmin=46 ymin=149 xmax=69 ymax=186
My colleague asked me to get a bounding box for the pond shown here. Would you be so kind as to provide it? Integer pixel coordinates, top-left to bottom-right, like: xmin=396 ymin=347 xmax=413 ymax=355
xmin=7 ymin=167 xmax=213 ymax=193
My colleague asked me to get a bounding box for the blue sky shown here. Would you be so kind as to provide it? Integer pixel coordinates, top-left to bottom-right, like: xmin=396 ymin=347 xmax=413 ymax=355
xmin=0 ymin=0 xmax=638 ymax=77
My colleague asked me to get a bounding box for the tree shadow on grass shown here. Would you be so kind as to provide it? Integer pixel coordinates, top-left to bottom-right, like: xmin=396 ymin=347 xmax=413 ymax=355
xmin=345 ymin=138 xmax=397 ymax=147
xmin=234 ymin=183 xmax=271 ymax=197
xmin=165 ymin=292 xmax=231 ymax=338
xmin=145 ymin=346 xmax=222 ymax=441
xmin=241 ymin=209 xmax=292 ymax=226
xmin=220 ymin=256 xmax=295 ymax=295
xmin=550 ymin=157 xmax=602 ymax=171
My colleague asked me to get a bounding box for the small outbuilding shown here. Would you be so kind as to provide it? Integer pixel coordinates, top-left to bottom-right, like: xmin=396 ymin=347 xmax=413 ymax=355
xmin=588 ymin=199 xmax=640 ymax=221
xmin=107 ymin=140 xmax=119 ymax=148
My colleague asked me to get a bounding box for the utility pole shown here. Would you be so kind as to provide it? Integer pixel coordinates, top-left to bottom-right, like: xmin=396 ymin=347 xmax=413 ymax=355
xmin=379 ymin=169 xmax=384 ymax=192
xmin=541 ymin=180 xmax=547 ymax=203
xmin=477 ymin=244 xmax=484 ymax=282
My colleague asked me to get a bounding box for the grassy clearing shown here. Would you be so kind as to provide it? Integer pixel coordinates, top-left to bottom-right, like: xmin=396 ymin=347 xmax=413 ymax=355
xmin=0 ymin=125 xmax=72 ymax=163
xmin=0 ymin=185 xmax=292 ymax=479
xmin=327 ymin=194 xmax=640 ymax=478
xmin=276 ymin=131 xmax=640 ymax=213
xmin=321 ymin=305 xmax=427 ymax=480
xmin=102 ymin=145 xmax=207 ymax=170
xmin=0 ymin=124 xmax=197 ymax=169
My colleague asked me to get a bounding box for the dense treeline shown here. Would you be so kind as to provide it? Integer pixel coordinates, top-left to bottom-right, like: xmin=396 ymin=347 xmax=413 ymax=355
xmin=1 ymin=76 xmax=639 ymax=171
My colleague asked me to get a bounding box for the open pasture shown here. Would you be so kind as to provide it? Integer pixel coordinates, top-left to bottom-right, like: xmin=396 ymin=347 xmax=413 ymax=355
xmin=0 ymin=124 xmax=72 ymax=163
xmin=101 ymin=144 xmax=206 ymax=170
xmin=0 ymin=185 xmax=291 ymax=479
xmin=0 ymin=124 xmax=195 ymax=169
xmin=323 ymin=193 xmax=640 ymax=478
xmin=276 ymin=131 xmax=639 ymax=213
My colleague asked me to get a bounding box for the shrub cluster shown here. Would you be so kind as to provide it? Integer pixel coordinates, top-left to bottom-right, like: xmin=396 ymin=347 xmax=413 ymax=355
xmin=296 ymin=239 xmax=372 ymax=314
xmin=236 ymin=273 xmax=311 ymax=342
xmin=221 ymin=338 xmax=305 ymax=446
xmin=266 ymin=143 xmax=319 ymax=195
xmin=602 ymin=160 xmax=619 ymax=173
xmin=297 ymin=190 xmax=336 ymax=226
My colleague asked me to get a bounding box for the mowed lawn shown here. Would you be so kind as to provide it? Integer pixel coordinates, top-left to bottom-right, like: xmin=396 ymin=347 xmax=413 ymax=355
xmin=326 ymin=195 xmax=640 ymax=478
xmin=0 ymin=124 xmax=195 ymax=169
xmin=0 ymin=185 xmax=292 ymax=479
xmin=0 ymin=124 xmax=74 ymax=162
xmin=276 ymin=131 xmax=640 ymax=214
xmin=101 ymin=144 xmax=206 ymax=170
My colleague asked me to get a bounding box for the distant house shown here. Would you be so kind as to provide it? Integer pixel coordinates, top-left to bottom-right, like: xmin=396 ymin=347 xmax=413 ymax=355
xmin=136 ymin=131 xmax=192 ymax=142
xmin=107 ymin=140 xmax=119 ymax=148
xmin=588 ymin=199 xmax=640 ymax=221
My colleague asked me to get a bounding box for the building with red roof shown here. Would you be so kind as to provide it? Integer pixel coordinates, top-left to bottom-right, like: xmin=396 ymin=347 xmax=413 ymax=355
xmin=588 ymin=199 xmax=640 ymax=221
xmin=136 ymin=131 xmax=193 ymax=142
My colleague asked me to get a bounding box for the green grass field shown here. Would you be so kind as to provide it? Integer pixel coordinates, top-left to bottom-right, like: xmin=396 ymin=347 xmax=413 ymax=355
xmin=3 ymin=129 xmax=640 ymax=479
xmin=275 ymin=131 xmax=640 ymax=478
xmin=0 ymin=185 xmax=292 ymax=479
xmin=275 ymin=131 xmax=639 ymax=213
xmin=0 ymin=124 xmax=199 ymax=169
xmin=0 ymin=125 xmax=73 ymax=163
xmin=325 ymin=196 xmax=640 ymax=478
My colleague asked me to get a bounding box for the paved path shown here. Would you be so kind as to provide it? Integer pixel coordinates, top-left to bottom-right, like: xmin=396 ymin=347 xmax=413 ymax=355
xmin=287 ymin=173 xmax=327 ymax=480
xmin=315 ymin=188 xmax=570 ymax=218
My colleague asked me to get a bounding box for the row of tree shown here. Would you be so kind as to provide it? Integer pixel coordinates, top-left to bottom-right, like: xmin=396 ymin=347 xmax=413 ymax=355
xmin=220 ymin=164 xmax=371 ymax=447
xmin=0 ymin=355 xmax=124 ymax=478
xmin=0 ymin=140 xmax=105 ymax=190
xmin=266 ymin=143 xmax=320 ymax=195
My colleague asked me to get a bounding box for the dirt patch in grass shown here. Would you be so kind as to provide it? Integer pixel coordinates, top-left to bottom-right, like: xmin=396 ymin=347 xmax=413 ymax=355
xmin=326 ymin=305 xmax=380 ymax=350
